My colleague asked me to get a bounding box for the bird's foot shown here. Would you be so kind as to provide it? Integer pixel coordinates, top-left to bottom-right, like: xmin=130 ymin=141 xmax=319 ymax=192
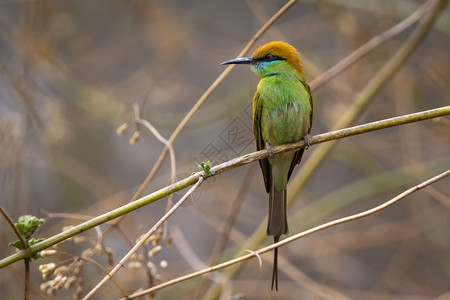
xmin=265 ymin=141 xmax=275 ymax=158
xmin=303 ymin=134 xmax=312 ymax=150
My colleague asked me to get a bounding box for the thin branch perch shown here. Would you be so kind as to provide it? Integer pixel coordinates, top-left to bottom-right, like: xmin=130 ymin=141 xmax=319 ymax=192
xmin=0 ymin=106 xmax=448 ymax=269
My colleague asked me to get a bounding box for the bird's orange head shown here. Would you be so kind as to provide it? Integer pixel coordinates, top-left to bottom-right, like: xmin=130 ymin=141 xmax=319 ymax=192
xmin=251 ymin=41 xmax=304 ymax=76
xmin=221 ymin=41 xmax=304 ymax=77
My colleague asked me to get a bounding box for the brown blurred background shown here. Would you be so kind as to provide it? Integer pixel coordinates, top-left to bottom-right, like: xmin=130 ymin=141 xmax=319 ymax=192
xmin=0 ymin=0 xmax=449 ymax=299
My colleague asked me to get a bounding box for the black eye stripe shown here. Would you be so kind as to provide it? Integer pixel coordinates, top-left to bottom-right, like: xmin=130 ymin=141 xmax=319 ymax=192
xmin=258 ymin=54 xmax=286 ymax=62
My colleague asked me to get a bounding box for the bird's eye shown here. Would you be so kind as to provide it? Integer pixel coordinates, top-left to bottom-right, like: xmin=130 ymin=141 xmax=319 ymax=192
xmin=264 ymin=54 xmax=274 ymax=61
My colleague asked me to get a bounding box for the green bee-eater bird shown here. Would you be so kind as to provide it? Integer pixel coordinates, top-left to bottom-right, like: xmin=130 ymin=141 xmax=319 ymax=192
xmin=221 ymin=41 xmax=313 ymax=290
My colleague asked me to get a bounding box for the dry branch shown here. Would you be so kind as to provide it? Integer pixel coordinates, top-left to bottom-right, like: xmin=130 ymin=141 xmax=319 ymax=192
xmin=122 ymin=170 xmax=449 ymax=299
xmin=0 ymin=106 xmax=448 ymax=269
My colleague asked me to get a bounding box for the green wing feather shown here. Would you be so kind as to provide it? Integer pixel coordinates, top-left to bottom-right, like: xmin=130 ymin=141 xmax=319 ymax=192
xmin=253 ymin=92 xmax=271 ymax=193
xmin=287 ymin=79 xmax=313 ymax=180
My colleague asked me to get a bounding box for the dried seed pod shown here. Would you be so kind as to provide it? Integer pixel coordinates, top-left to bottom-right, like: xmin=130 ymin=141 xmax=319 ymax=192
xmin=64 ymin=276 xmax=77 ymax=290
xmin=116 ymin=123 xmax=129 ymax=135
xmin=41 ymin=249 xmax=58 ymax=257
xmin=148 ymin=245 xmax=163 ymax=257
xmin=128 ymin=261 xmax=143 ymax=269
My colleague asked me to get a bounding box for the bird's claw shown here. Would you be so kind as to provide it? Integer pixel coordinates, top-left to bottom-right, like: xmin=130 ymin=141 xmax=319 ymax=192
xmin=265 ymin=142 xmax=275 ymax=158
xmin=303 ymin=134 xmax=312 ymax=150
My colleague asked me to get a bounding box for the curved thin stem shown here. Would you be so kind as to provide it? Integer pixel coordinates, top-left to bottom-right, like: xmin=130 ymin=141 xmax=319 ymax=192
xmin=122 ymin=170 xmax=449 ymax=299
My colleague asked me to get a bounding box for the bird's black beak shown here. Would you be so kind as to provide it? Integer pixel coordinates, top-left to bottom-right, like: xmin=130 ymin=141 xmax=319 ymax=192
xmin=220 ymin=57 xmax=255 ymax=65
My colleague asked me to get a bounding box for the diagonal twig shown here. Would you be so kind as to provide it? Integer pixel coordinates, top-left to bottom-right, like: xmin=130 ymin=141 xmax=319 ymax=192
xmin=122 ymin=170 xmax=449 ymax=299
xmin=82 ymin=177 xmax=204 ymax=299
xmin=0 ymin=105 xmax=448 ymax=269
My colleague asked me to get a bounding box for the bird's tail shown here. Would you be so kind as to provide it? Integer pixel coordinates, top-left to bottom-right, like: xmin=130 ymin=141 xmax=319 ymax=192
xmin=268 ymin=187 xmax=288 ymax=291
xmin=267 ymin=188 xmax=288 ymax=237
xmin=272 ymin=236 xmax=280 ymax=290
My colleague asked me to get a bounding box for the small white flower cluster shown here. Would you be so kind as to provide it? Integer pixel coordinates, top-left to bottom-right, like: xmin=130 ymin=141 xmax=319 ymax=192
xmin=128 ymin=228 xmax=171 ymax=284
xmin=38 ymin=224 xmax=117 ymax=299
xmin=39 ymin=260 xmax=83 ymax=299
